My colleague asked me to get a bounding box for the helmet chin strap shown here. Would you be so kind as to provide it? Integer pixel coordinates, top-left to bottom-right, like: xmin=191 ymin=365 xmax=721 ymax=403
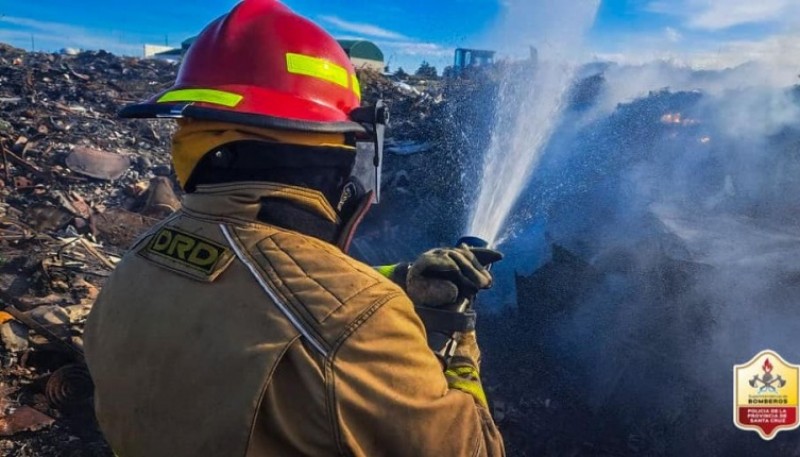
xmin=349 ymin=100 xmax=389 ymax=204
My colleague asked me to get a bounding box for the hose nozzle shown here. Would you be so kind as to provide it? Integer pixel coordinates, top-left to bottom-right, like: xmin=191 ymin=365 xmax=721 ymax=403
xmin=456 ymin=236 xmax=501 ymax=269
xmin=456 ymin=236 xmax=489 ymax=249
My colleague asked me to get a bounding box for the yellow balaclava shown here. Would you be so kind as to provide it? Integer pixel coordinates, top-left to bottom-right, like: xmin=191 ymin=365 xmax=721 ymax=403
xmin=171 ymin=119 xmax=353 ymax=189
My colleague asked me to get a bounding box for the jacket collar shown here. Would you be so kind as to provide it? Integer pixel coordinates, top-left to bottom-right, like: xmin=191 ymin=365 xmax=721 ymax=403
xmin=181 ymin=182 xmax=370 ymax=253
xmin=183 ymin=182 xmax=339 ymax=223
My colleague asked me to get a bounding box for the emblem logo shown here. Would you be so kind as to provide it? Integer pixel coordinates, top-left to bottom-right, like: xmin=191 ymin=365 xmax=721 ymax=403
xmin=145 ymin=227 xmax=228 ymax=274
xmin=734 ymin=350 xmax=800 ymax=440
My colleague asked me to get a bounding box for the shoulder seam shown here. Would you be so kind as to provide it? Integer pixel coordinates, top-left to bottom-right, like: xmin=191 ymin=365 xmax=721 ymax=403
xmin=260 ymin=237 xmax=346 ymax=311
xmin=332 ymin=290 xmax=404 ymax=352
xmin=260 ymin=236 xmax=382 ymax=321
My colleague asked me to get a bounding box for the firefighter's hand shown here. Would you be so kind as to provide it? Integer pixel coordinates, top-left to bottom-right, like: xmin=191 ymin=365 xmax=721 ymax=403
xmin=406 ymin=245 xmax=502 ymax=308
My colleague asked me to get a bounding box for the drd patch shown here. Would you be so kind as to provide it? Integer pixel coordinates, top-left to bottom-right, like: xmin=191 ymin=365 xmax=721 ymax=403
xmin=143 ymin=227 xmax=228 ymax=275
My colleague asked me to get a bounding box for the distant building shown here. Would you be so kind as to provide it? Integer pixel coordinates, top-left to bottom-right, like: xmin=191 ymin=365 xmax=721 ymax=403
xmin=143 ymin=44 xmax=181 ymax=62
xmin=337 ymin=40 xmax=385 ymax=72
xmin=144 ymin=36 xmax=385 ymax=72
xmin=453 ymin=48 xmax=496 ymax=75
xmin=143 ymin=44 xmax=173 ymax=57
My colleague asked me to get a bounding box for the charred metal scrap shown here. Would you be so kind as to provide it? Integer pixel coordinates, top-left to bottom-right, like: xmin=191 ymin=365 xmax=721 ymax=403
xmin=0 ymin=44 xmax=186 ymax=456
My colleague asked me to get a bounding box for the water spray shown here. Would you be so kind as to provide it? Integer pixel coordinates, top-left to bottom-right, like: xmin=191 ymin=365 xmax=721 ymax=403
xmin=467 ymin=0 xmax=600 ymax=246
xmin=468 ymin=62 xmax=575 ymax=246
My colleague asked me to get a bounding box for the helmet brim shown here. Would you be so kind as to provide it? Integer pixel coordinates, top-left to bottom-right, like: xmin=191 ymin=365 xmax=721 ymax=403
xmin=118 ymin=102 xmax=367 ymax=134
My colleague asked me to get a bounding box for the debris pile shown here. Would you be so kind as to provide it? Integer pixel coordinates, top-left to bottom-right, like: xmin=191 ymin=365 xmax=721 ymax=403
xmin=0 ymin=43 xmax=182 ymax=455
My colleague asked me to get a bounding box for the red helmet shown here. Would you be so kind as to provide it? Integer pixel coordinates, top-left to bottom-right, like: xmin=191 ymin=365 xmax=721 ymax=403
xmin=120 ymin=0 xmax=366 ymax=133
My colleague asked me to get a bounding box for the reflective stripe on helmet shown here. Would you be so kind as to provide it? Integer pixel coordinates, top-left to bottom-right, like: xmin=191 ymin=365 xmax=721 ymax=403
xmin=352 ymin=74 xmax=361 ymax=99
xmin=286 ymin=52 xmax=360 ymax=98
xmin=157 ymin=88 xmax=244 ymax=107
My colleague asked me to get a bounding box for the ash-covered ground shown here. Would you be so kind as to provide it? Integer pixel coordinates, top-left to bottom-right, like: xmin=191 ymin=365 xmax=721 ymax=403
xmin=1 ymin=42 xmax=799 ymax=456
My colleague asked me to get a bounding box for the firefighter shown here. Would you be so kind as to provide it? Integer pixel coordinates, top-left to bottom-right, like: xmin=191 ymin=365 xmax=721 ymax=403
xmin=83 ymin=1 xmax=505 ymax=456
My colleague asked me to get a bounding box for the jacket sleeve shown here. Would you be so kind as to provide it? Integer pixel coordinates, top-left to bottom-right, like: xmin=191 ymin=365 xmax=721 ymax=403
xmin=373 ymin=263 xmax=411 ymax=289
xmin=331 ymin=293 xmax=505 ymax=457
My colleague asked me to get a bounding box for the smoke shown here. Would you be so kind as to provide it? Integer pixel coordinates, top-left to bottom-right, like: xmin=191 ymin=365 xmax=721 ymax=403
xmin=506 ymin=55 xmax=800 ymax=452
xmin=584 ymin=58 xmax=800 ymax=120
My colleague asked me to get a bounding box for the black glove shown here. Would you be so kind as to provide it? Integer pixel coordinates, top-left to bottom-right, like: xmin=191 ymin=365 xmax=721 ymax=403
xmin=406 ymin=245 xmax=502 ymax=308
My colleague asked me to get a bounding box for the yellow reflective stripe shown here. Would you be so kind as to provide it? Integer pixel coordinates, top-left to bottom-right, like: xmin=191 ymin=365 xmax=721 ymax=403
xmin=286 ymin=53 xmax=349 ymax=89
xmin=446 ymin=371 xmax=488 ymax=408
xmin=446 ymin=366 xmax=487 ymax=407
xmin=450 ymin=366 xmax=479 ymax=377
xmin=157 ymin=89 xmax=243 ymax=107
xmin=352 ymin=74 xmax=361 ymax=99
xmin=375 ymin=265 xmax=397 ymax=279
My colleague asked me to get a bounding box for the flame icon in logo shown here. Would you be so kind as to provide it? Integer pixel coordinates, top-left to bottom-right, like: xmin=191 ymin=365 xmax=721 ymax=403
xmin=750 ymin=358 xmax=786 ymax=393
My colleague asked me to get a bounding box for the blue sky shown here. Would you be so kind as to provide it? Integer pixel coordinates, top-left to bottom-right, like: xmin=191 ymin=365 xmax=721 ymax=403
xmin=1 ymin=0 xmax=798 ymax=72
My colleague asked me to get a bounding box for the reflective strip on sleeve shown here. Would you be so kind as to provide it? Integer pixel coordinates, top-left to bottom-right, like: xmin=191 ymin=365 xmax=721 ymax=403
xmin=446 ymin=366 xmax=488 ymax=408
xmin=157 ymin=88 xmax=243 ymax=107
xmin=352 ymin=74 xmax=361 ymax=99
xmin=286 ymin=53 xmax=350 ymax=89
xmin=449 ymin=366 xmax=479 ymax=377
xmin=375 ymin=265 xmax=397 ymax=279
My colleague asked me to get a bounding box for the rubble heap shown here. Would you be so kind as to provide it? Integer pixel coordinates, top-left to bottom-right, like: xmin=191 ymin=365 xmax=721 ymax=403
xmin=0 ymin=43 xmax=182 ymax=456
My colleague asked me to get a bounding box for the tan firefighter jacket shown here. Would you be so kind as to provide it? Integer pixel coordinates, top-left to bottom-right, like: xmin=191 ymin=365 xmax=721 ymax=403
xmin=84 ymin=182 xmax=505 ymax=457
